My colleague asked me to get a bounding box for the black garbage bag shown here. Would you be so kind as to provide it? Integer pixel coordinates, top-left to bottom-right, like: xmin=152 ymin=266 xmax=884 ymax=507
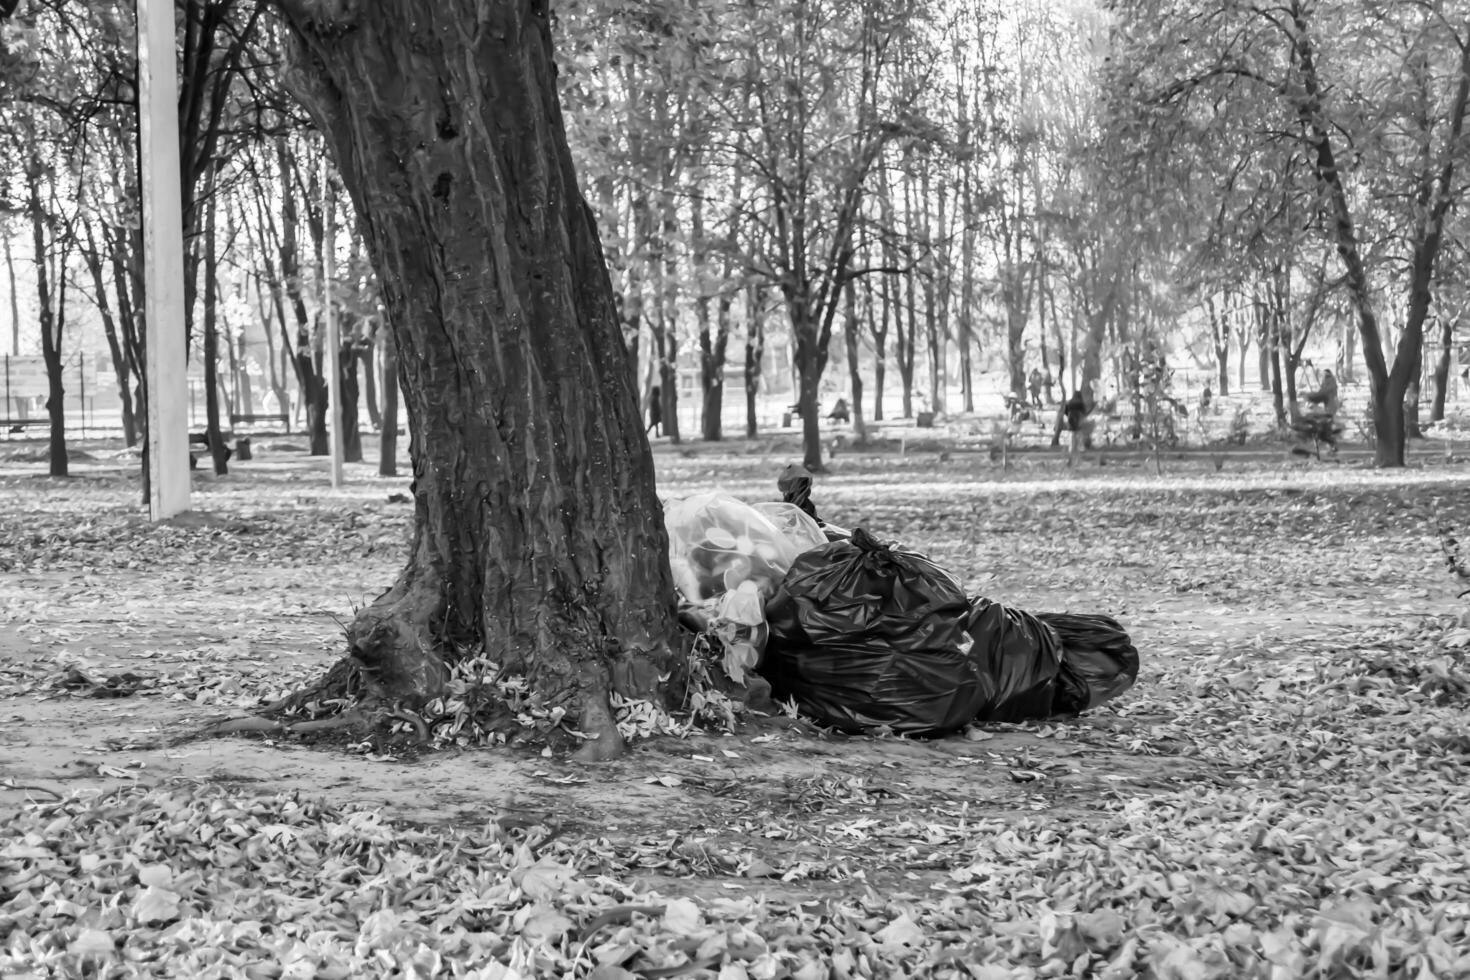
xmin=967 ymin=600 xmax=1141 ymax=721
xmin=966 ymin=598 xmax=1066 ymax=722
xmin=1039 ymin=612 xmax=1140 ymax=714
xmin=760 ymin=528 xmax=994 ymax=736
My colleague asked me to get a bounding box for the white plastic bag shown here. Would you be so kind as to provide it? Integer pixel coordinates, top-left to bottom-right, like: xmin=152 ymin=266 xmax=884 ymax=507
xmin=664 ymin=492 xmax=799 ymax=604
xmin=752 ymin=501 xmax=828 ymax=554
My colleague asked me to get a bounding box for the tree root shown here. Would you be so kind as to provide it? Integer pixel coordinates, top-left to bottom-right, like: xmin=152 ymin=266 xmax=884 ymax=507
xmin=201 ymin=708 xmax=369 ymax=738
xmin=572 ymin=689 xmax=627 ymax=763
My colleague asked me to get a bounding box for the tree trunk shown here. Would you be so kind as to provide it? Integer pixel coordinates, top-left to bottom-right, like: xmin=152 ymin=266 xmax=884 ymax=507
xmin=339 ymin=340 xmax=363 ymax=462
xmin=1206 ymin=294 xmax=1229 ymax=397
xmin=203 ymin=180 xmax=229 ymax=476
xmin=898 ymin=266 xmax=916 ymax=417
xmin=276 ymin=137 xmax=327 ymax=451
xmin=1431 ymin=316 xmax=1452 ymax=422
xmin=113 ymin=225 xmax=148 ymax=451
xmin=1404 ymin=345 xmax=1423 ymax=440
xmin=1257 ymin=314 xmax=1271 ymax=391
xmin=234 ymin=332 xmax=255 ymax=417
xmin=246 ymin=181 xmax=293 ymax=424
xmin=1374 ymin=396 xmax=1406 ymax=466
xmin=1268 ymin=315 xmax=1286 ymax=427
xmin=693 ymin=192 xmax=730 ymax=443
xmin=699 ymin=292 xmax=731 ymax=442
xmin=844 ymin=279 xmax=866 ymax=443
xmin=923 ymin=169 xmax=949 ymax=415
xmin=82 ymin=222 xmax=139 ymax=446
xmin=302 ymin=344 xmax=329 ymax=456
xmin=280 ymin=0 xmax=679 ymax=741
xmin=3 ymin=232 xmax=18 ymax=356
xmin=743 ymin=285 xmax=763 ymax=439
xmin=1079 ymin=280 xmax=1118 ymax=410
xmin=28 ymin=169 xmax=67 ymax=477
xmin=204 ymin=277 xmax=229 ymax=476
xmin=788 ymin=295 xmax=829 ymax=471
xmin=657 ymin=341 xmax=679 ymax=445
xmin=379 ymin=329 xmax=398 ymax=477
xmin=871 ymin=273 xmax=888 ymax=421
xmin=360 ymin=340 xmax=380 ymax=429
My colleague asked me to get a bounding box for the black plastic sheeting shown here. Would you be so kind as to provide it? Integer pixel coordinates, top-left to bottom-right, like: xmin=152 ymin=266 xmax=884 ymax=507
xmin=761 ymin=529 xmax=995 ymax=736
xmin=760 ymin=529 xmax=1141 ymax=735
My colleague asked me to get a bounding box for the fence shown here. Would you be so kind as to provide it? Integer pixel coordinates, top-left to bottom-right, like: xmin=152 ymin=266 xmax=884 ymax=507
xmin=1 ymin=354 xmax=100 ymax=438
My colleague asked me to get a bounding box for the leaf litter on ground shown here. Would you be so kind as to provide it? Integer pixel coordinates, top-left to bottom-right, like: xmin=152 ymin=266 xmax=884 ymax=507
xmin=3 ymin=455 xmax=1470 ymax=976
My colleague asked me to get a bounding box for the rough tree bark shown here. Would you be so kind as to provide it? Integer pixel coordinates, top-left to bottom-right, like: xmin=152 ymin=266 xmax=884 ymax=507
xmin=278 ymin=0 xmax=679 ymax=755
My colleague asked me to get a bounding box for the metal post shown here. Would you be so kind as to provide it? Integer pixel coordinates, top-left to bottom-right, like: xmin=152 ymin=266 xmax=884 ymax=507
xmin=138 ymin=0 xmax=189 ymax=519
xmin=323 ymin=160 xmax=344 ymax=488
xmin=78 ymin=354 xmax=85 ymax=439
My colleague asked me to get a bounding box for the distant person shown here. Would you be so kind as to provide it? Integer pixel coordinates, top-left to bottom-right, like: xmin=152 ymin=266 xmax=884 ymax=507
xmin=1303 ymin=369 xmax=1339 ymax=418
xmin=647 ymin=385 xmax=662 ymax=437
xmin=1028 ymin=368 xmax=1044 ymax=410
xmin=1063 ymin=390 xmax=1089 ymax=466
xmin=826 ymin=397 xmax=850 ymax=424
xmin=1200 ymin=385 xmax=1212 ymax=414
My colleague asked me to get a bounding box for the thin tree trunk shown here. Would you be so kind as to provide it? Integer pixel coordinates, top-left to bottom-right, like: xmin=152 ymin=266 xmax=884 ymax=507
xmin=360 ymin=339 xmax=380 ymax=429
xmin=82 ymin=221 xmax=138 ymax=445
xmin=1206 ymin=294 xmax=1229 ymax=397
xmin=652 ymin=317 xmax=679 ymax=445
xmin=339 ymin=337 xmax=363 ymax=462
xmin=3 ymin=233 xmax=18 ymax=356
xmin=113 ymin=225 xmax=148 ymax=449
xmin=202 ymin=166 xmax=229 ymax=475
xmin=795 ymin=303 xmax=825 ymax=471
xmin=844 ymin=279 xmax=866 ymax=443
xmin=1431 ymin=316 xmax=1452 ymax=421
xmin=899 ymin=258 xmax=916 ymax=417
xmin=743 ymin=285 xmax=763 ymax=439
xmin=1257 ymin=306 xmax=1271 ymax=392
xmin=29 ymin=170 xmax=67 ymax=477
xmin=379 ymin=328 xmax=398 ymax=476
xmin=1268 ymin=310 xmax=1286 ymax=427
xmin=872 ymin=272 xmax=888 ymax=421
xmin=277 ymin=138 xmax=328 ymax=454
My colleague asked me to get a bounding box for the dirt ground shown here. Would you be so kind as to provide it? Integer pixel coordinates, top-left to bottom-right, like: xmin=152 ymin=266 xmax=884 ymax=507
xmin=2 ymin=437 xmax=1466 ymax=907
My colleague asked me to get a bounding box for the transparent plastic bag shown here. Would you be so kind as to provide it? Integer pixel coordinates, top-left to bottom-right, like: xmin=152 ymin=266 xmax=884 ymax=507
xmin=664 ymin=492 xmax=800 ymax=604
xmin=752 ymin=501 xmax=829 ymax=554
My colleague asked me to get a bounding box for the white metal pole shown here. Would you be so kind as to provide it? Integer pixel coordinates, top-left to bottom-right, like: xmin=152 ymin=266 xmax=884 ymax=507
xmin=138 ymin=0 xmax=189 ymax=519
xmin=323 ymin=161 xmax=344 ymax=488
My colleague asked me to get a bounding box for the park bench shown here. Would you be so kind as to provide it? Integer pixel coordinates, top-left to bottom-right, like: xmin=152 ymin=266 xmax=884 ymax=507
xmin=228 ymin=412 xmax=290 ymax=430
xmin=2 ymin=418 xmax=49 ymax=435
